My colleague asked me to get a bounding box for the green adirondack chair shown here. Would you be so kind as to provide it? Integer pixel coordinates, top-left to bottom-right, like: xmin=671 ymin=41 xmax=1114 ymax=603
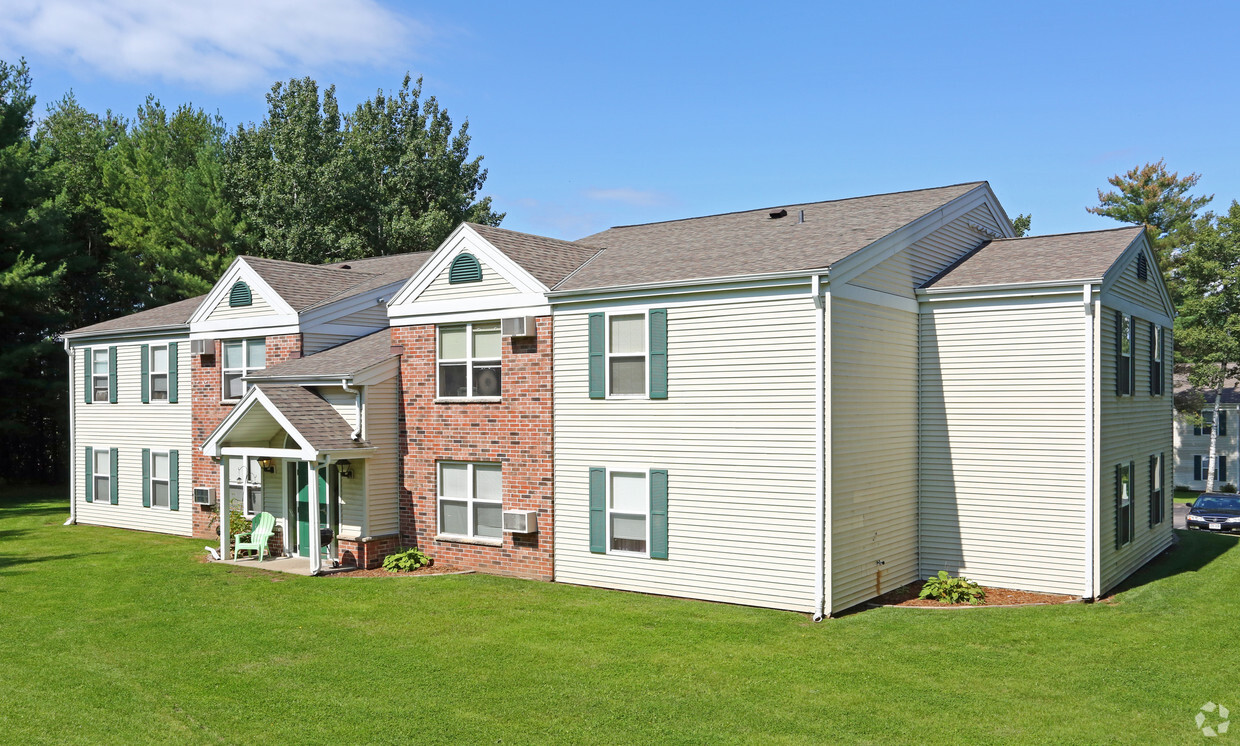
xmin=234 ymin=512 xmax=276 ymax=561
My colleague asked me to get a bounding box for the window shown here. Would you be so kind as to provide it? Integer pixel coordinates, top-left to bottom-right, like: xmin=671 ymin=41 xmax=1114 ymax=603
xmin=150 ymin=452 xmax=171 ymax=508
xmin=94 ymin=448 xmax=111 ymax=503
xmin=1149 ymin=324 xmax=1163 ymax=396
xmin=438 ymin=462 xmax=502 ymax=539
xmin=437 ymin=322 xmax=501 ymax=398
xmin=1150 ymin=453 xmax=1165 ymax=525
xmin=608 ymin=471 xmax=648 ymax=553
xmin=228 ymin=456 xmax=263 ymax=516
xmin=222 ymin=338 xmax=265 ymax=399
xmin=91 ymin=349 xmax=109 ymax=402
xmin=1116 ymin=462 xmax=1133 ymax=547
xmin=1193 ymin=455 xmax=1228 ymax=483
xmin=1195 ymin=412 xmax=1228 ymax=437
xmin=1116 ymin=312 xmax=1134 ymax=396
xmin=150 ymin=345 xmax=169 ymax=401
xmin=608 ymin=313 xmax=646 ymax=396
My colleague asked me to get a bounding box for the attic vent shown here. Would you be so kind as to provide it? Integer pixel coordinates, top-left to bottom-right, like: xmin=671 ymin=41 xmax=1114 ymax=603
xmin=228 ymin=281 xmax=252 ymax=307
xmin=448 ymin=253 xmax=483 ymax=284
xmin=1136 ymin=253 xmax=1149 ymax=282
xmin=769 ymin=209 xmax=788 ymax=219
xmin=339 ymin=264 xmax=351 ymax=270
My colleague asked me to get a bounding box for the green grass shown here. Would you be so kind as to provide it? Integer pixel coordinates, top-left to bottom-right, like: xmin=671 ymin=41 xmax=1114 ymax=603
xmin=3 ymin=486 xmax=1238 ymax=744
xmin=1175 ymin=488 xmax=1202 ymax=504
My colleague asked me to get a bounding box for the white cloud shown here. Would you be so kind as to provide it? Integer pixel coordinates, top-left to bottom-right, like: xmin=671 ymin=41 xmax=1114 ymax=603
xmin=0 ymin=0 xmax=423 ymax=91
xmin=582 ymin=187 xmax=668 ymax=208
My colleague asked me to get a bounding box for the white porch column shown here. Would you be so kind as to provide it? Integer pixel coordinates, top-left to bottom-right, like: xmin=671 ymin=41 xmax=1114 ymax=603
xmin=218 ymin=459 xmax=229 ymax=560
xmin=308 ymin=459 xmax=321 ymax=575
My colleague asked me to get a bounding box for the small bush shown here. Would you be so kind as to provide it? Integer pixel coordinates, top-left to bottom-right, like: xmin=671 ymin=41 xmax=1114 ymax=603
xmin=1221 ymin=483 xmax=1238 ymax=494
xmin=918 ymin=571 xmax=987 ymax=605
xmin=382 ymin=547 xmax=431 ymax=573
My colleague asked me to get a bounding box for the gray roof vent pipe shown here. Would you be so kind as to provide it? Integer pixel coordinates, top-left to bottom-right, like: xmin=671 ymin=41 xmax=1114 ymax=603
xmin=798 ymin=209 xmax=805 ymax=223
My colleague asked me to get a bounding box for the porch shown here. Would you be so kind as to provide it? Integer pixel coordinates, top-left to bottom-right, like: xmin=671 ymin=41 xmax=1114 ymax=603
xmin=217 ymin=554 xmax=357 ymax=576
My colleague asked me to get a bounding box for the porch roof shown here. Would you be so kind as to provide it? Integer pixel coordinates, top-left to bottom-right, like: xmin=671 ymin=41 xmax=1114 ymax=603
xmin=201 ymin=383 xmax=372 ymax=459
xmin=256 ymin=384 xmax=369 ymax=452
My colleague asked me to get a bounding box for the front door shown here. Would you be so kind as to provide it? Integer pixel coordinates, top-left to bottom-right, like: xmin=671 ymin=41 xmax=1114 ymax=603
xmin=294 ymin=462 xmax=329 ymax=558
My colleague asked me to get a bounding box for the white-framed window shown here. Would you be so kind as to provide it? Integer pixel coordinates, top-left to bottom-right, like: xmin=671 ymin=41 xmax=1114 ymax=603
xmin=222 ymin=338 xmax=265 ymax=400
xmin=608 ymin=470 xmax=648 ymax=554
xmin=150 ymin=451 xmax=171 ymax=508
xmin=437 ymin=322 xmax=501 ymax=399
xmin=150 ymin=344 xmax=169 ymax=401
xmin=93 ymin=447 xmax=111 ymax=502
xmin=437 ymin=461 xmax=502 ymax=539
xmin=607 ymin=312 xmax=647 ymax=397
xmin=1117 ymin=461 xmax=1132 ymax=546
xmin=91 ymin=349 xmax=109 ymax=402
xmin=228 ymin=456 xmax=263 ymax=517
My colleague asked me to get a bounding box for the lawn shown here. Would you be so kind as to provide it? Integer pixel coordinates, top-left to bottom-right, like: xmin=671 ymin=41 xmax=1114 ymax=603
xmin=3 ymin=487 xmax=1238 ymax=744
xmin=1175 ymin=488 xmax=1202 ymax=504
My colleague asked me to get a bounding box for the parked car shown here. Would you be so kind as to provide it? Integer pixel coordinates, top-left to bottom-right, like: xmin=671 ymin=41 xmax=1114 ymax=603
xmin=1186 ymin=493 xmax=1240 ymax=533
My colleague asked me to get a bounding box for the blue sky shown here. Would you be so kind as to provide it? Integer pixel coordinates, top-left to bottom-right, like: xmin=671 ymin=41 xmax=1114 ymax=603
xmin=4 ymin=1 xmax=1238 ymax=240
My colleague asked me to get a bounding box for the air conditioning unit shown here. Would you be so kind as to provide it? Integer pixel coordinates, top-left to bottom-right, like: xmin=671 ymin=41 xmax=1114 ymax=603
xmin=502 ymin=510 xmax=538 ymax=534
xmin=190 ymin=338 xmax=213 ymax=356
xmin=193 ymin=487 xmax=216 ymax=506
xmin=501 ymin=316 xmax=536 ymax=338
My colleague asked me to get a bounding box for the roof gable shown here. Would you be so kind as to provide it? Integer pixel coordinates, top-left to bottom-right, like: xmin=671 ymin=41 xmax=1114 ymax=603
xmin=201 ymin=383 xmax=371 ymax=458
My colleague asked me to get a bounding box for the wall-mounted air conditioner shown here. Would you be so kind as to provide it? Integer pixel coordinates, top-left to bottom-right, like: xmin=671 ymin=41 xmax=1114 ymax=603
xmin=501 ymin=317 xmax=536 ymax=338
xmin=193 ymin=487 xmax=216 ymax=506
xmin=502 ymin=510 xmax=538 ymax=534
xmin=190 ymin=338 xmax=213 ymax=356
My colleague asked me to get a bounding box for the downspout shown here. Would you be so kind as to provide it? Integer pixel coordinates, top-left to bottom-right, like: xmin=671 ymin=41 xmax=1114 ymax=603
xmin=1082 ymin=284 xmax=1096 ymax=599
xmin=813 ymin=274 xmax=829 ymax=621
xmin=341 ymin=379 xmax=362 ymax=441
xmin=64 ymin=339 xmax=76 ymax=526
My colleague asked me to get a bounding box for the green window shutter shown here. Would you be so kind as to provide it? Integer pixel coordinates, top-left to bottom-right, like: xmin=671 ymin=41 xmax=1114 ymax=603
xmin=85 ymin=446 xmax=94 ymax=502
xmin=1128 ymin=323 xmax=1136 ymax=395
xmin=588 ymin=313 xmax=605 ymax=399
xmin=1194 ymin=455 xmax=1202 ymax=481
xmin=140 ymin=344 xmax=150 ymax=403
xmin=1194 ymin=420 xmax=1202 ymax=437
xmin=169 ymin=450 xmax=179 ymax=511
xmin=229 ymin=281 xmax=252 ymax=307
xmin=1128 ymin=461 xmax=1135 ymax=540
xmin=168 ymin=342 xmax=179 ymax=404
xmin=1160 ymin=454 xmax=1167 ymax=523
xmin=648 ymin=309 xmax=668 ymax=400
xmin=1148 ymin=455 xmax=1156 ymax=528
xmin=589 ymin=467 xmax=606 ymax=553
xmin=1221 ymin=457 xmax=1229 ymax=483
xmin=110 ymin=448 xmax=119 ymax=504
xmin=108 ymin=346 xmax=118 ymax=403
xmin=83 ymin=350 xmax=92 ymax=404
xmin=448 ymin=253 xmax=482 ymax=284
xmin=649 ymin=468 xmax=668 ymax=559
xmin=1221 ymin=411 xmax=1228 ymax=437
xmin=141 ymin=448 xmax=151 ymax=507
xmin=1147 ymin=323 xmax=1155 ymax=396
xmin=1114 ymin=464 xmax=1122 ymax=549
xmin=1113 ymin=311 xmax=1123 ymax=396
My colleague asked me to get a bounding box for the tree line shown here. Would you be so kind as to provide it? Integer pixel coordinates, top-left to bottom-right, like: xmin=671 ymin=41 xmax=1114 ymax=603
xmin=0 ymin=59 xmax=501 ymax=483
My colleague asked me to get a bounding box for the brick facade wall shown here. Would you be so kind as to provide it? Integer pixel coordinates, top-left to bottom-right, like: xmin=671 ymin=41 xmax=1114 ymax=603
xmin=337 ymin=536 xmax=400 ymax=570
xmin=393 ymin=318 xmax=554 ymax=581
xmin=191 ymin=334 xmax=302 ymax=539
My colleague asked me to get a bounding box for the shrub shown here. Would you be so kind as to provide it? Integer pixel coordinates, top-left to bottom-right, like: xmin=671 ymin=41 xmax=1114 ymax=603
xmin=1221 ymin=483 xmax=1238 ymax=494
xmin=918 ymin=571 xmax=987 ymax=605
xmin=382 ymin=547 xmax=431 ymax=573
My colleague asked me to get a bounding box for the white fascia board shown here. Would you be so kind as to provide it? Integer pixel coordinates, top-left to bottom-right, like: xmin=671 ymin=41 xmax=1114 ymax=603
xmin=919 ymin=279 xmax=1104 ymax=298
xmin=829 ymin=282 xmax=919 ymax=314
xmin=977 ymin=182 xmax=1018 ymax=240
xmin=390 ymin=300 xmax=551 ymax=327
xmin=389 ymin=224 xmax=548 ymax=309
xmin=63 ymin=327 xmax=189 ymax=345
xmin=320 ymin=447 xmax=379 ymax=458
xmin=219 ymin=446 xmax=318 ymax=460
xmin=1100 ymin=231 xmax=1176 ymax=319
xmin=244 ymin=358 xmax=398 ymax=388
xmin=827 ymin=184 xmax=998 ymax=288
xmin=200 ymin=386 xmax=316 ymax=457
xmin=548 ymin=272 xmax=814 ymax=307
xmin=299 ymin=279 xmax=408 ymax=328
xmin=392 ymin=292 xmax=547 ymax=318
xmin=189 ymin=317 xmax=300 ymax=340
xmin=1101 ymin=295 xmax=1174 ymax=328
xmin=352 ymin=357 xmax=400 ymax=386
xmin=187 ymin=257 xmax=298 ymax=327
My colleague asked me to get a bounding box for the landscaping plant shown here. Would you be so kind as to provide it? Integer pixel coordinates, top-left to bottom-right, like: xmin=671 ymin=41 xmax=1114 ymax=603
xmin=918 ymin=571 xmax=987 ymax=605
xmin=382 ymin=547 xmax=431 ymax=573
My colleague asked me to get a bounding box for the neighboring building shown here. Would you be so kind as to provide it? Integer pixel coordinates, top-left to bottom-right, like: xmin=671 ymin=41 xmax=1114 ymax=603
xmin=63 ymin=181 xmax=1178 ymax=616
xmin=1173 ymin=376 xmax=1239 ymax=491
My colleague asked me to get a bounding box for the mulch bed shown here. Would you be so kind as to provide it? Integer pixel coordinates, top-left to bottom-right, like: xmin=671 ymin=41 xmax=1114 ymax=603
xmin=325 ymin=563 xmax=469 ymax=578
xmin=870 ymin=581 xmax=1078 ymax=608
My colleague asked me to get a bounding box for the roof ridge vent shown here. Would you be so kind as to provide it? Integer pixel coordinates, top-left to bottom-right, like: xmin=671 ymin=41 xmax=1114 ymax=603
xmin=769 ymin=208 xmax=788 ymax=219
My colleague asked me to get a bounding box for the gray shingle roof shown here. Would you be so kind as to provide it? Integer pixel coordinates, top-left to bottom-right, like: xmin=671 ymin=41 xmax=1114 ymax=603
xmin=466 ymin=223 xmax=603 ymax=288
xmin=558 ymin=182 xmax=986 ymax=291
xmin=250 ymin=330 xmax=395 ymax=380
xmin=923 ymin=226 xmax=1143 ymax=289
xmin=64 ymin=294 xmax=207 ymax=338
xmin=1175 ymin=374 xmax=1240 ymax=405
xmin=255 ymin=384 xmax=370 ymax=451
xmin=243 ymin=252 xmax=431 ymax=312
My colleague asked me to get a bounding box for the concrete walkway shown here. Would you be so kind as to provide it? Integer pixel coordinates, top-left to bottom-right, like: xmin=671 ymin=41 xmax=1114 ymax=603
xmin=1174 ymin=502 xmax=1189 ymax=530
xmin=216 ymin=555 xmax=355 ymax=576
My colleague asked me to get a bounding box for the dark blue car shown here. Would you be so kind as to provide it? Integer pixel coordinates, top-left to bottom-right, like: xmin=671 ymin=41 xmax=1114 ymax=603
xmin=1187 ymin=493 xmax=1240 ymax=533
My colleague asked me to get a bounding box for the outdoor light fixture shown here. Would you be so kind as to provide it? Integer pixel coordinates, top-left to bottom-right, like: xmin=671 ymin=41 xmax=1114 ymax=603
xmin=258 ymin=457 xmax=275 ymax=473
xmin=338 ymin=460 xmax=354 ymax=479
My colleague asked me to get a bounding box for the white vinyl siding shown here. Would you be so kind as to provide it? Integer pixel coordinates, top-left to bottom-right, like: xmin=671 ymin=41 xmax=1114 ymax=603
xmin=849 ymin=204 xmax=999 ymax=298
xmin=204 ymin=284 xmax=276 ymax=321
xmin=1174 ymin=406 xmax=1240 ymax=488
xmin=830 ymin=295 xmax=919 ymax=612
xmin=919 ymin=297 xmax=1088 ymax=595
xmin=1098 ymin=296 xmax=1175 ymax=593
xmin=72 ymin=341 xmax=192 ymax=535
xmin=301 ymin=305 xmax=391 ymax=355
xmin=318 ymin=388 xmax=360 ymax=431
xmin=555 ymin=294 xmax=819 ymax=612
xmin=417 ymin=255 xmax=519 ymax=303
xmin=1107 ymin=245 xmax=1165 ymax=313
xmin=363 ymin=376 xmax=400 ymax=536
